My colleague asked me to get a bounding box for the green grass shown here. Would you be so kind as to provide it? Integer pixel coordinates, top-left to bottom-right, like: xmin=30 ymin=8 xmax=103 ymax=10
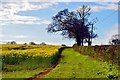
xmin=44 ymin=48 xmax=119 ymax=79
xmin=2 ymin=57 xmax=52 ymax=78
xmin=2 ymin=68 xmax=43 ymax=78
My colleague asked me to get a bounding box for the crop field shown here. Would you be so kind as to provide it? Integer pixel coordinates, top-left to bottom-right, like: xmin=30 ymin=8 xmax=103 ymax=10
xmin=0 ymin=44 xmax=61 ymax=78
xmin=0 ymin=44 xmax=119 ymax=79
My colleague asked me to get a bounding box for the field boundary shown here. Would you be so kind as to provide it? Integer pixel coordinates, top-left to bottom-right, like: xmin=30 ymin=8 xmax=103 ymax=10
xmin=26 ymin=47 xmax=71 ymax=80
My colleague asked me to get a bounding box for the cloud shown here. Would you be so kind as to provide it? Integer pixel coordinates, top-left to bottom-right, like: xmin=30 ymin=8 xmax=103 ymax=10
xmin=15 ymin=35 xmax=29 ymax=39
xmin=1 ymin=15 xmax=51 ymax=25
xmin=0 ymin=1 xmax=118 ymax=25
xmin=0 ymin=1 xmax=57 ymax=25
xmin=0 ymin=40 xmax=15 ymax=44
xmin=98 ymin=0 xmax=119 ymax=2
xmin=90 ymin=2 xmax=118 ymax=12
xmin=0 ymin=34 xmax=34 ymax=44
xmin=1 ymin=34 xmax=30 ymax=39
xmin=1 ymin=0 xmax=119 ymax=2
xmin=0 ymin=34 xmax=3 ymax=41
xmin=77 ymin=0 xmax=119 ymax=2
xmin=93 ymin=24 xmax=118 ymax=45
xmin=75 ymin=2 xmax=118 ymax=13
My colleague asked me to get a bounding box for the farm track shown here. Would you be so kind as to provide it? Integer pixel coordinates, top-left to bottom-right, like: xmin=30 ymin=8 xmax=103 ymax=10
xmin=26 ymin=47 xmax=71 ymax=80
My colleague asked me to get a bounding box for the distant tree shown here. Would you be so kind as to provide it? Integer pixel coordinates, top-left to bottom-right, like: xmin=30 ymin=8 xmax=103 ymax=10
xmin=7 ymin=41 xmax=17 ymax=44
xmin=109 ymin=34 xmax=120 ymax=45
xmin=29 ymin=42 xmax=36 ymax=45
xmin=23 ymin=43 xmax=27 ymax=45
xmin=47 ymin=5 xmax=97 ymax=46
xmin=40 ymin=42 xmax=46 ymax=45
xmin=6 ymin=42 xmax=10 ymax=44
xmin=61 ymin=44 xmax=66 ymax=46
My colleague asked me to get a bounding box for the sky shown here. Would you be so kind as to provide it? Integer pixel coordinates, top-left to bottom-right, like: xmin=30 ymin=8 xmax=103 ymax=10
xmin=0 ymin=0 xmax=119 ymax=46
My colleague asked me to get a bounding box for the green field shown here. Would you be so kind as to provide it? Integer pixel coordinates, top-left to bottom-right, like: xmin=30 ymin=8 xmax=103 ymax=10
xmin=0 ymin=44 xmax=119 ymax=79
xmin=44 ymin=48 xmax=119 ymax=79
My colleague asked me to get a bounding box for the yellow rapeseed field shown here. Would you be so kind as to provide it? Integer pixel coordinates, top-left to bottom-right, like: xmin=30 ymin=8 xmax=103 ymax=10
xmin=1 ymin=44 xmax=62 ymax=78
xmin=1 ymin=44 xmax=61 ymax=65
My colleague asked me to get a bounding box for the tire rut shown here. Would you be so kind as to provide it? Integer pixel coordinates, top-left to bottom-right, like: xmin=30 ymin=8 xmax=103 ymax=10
xmin=26 ymin=47 xmax=71 ymax=80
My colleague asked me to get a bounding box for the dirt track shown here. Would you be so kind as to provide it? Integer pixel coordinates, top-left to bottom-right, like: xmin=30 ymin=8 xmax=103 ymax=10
xmin=26 ymin=47 xmax=71 ymax=80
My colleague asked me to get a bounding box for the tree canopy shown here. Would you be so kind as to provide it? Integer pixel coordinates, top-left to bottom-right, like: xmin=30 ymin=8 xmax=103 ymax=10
xmin=47 ymin=5 xmax=97 ymax=46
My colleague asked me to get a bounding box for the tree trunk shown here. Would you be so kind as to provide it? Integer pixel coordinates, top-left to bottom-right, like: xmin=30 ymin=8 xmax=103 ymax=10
xmin=76 ymin=37 xmax=81 ymax=46
xmin=76 ymin=33 xmax=81 ymax=46
xmin=88 ymin=41 xmax=91 ymax=46
xmin=88 ymin=37 xmax=91 ymax=46
xmin=81 ymin=38 xmax=84 ymax=46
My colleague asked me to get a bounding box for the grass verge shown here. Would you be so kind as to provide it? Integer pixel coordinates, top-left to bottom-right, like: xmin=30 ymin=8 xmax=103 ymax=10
xmin=44 ymin=48 xmax=119 ymax=79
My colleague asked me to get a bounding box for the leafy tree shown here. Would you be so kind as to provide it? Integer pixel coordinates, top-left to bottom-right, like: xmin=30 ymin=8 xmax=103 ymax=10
xmin=109 ymin=34 xmax=120 ymax=45
xmin=47 ymin=5 xmax=97 ymax=46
